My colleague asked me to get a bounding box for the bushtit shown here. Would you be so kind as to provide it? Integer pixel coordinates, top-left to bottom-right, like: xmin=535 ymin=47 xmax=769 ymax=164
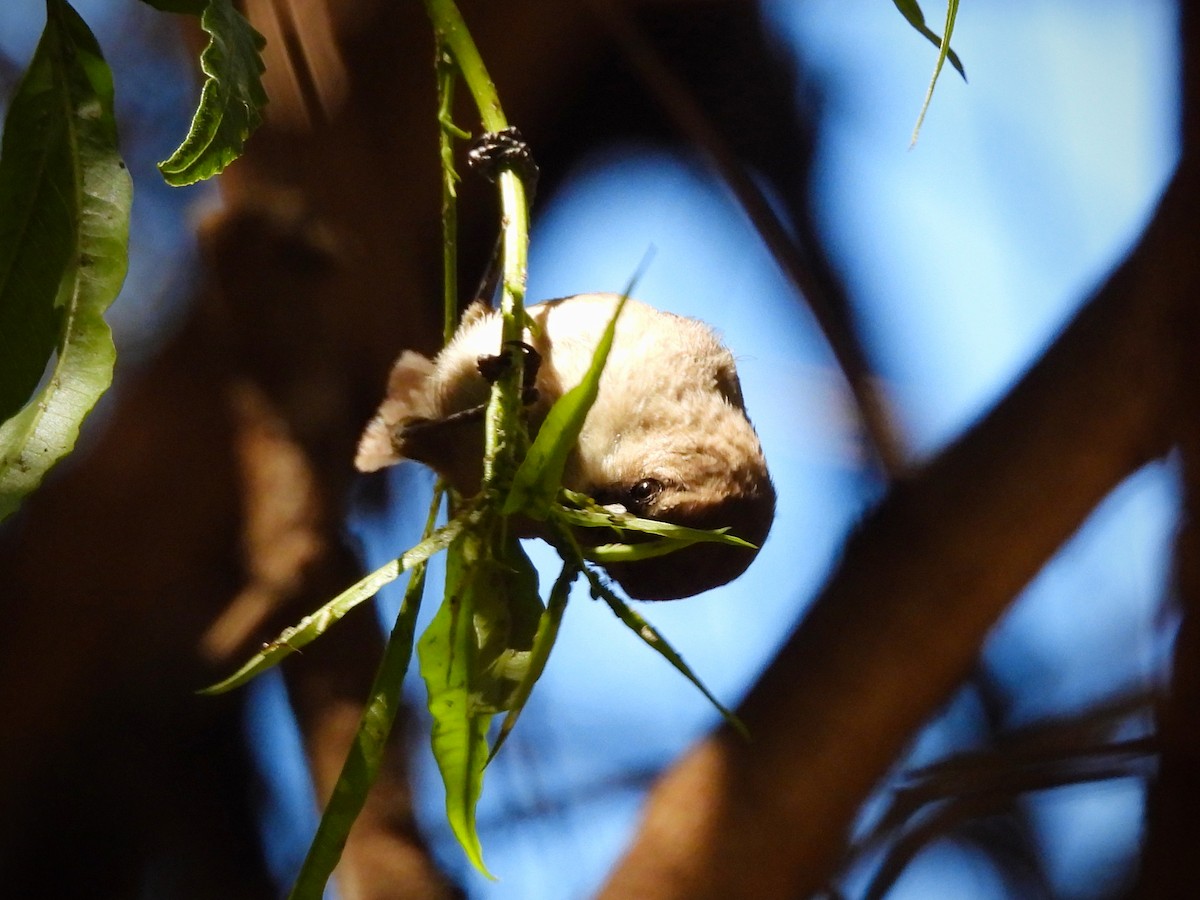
xmin=356 ymin=293 xmax=775 ymax=600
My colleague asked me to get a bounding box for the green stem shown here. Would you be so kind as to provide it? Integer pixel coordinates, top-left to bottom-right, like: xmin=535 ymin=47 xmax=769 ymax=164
xmin=421 ymin=0 xmax=506 ymax=133
xmin=435 ymin=38 xmax=464 ymax=344
xmin=421 ymin=0 xmax=532 ymax=487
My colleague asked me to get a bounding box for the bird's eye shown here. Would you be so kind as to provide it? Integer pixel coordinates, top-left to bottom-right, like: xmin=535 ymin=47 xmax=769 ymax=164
xmin=626 ymin=478 xmax=663 ymax=511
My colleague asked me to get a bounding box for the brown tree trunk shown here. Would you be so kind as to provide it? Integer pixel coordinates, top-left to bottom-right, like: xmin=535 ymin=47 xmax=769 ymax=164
xmin=1135 ymin=5 xmax=1200 ymax=896
xmin=602 ymin=18 xmax=1200 ymax=900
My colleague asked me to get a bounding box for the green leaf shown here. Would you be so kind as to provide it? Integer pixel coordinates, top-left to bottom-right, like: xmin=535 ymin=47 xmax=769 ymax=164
xmin=585 ymin=538 xmax=720 ymax=564
xmin=503 ymin=294 xmax=630 ymax=519
xmin=582 ymin=565 xmax=748 ymax=739
xmin=416 ymin=510 xmax=545 ymax=873
xmin=0 ymin=0 xmax=132 ymax=522
xmin=468 ymin=530 xmax=543 ymax=714
xmin=902 ymin=0 xmax=964 ymax=143
xmin=288 ymin=552 xmax=432 ymax=899
xmin=418 ymin=528 xmax=495 ymax=878
xmin=286 ymin=488 xmax=445 ymax=900
xmin=202 ymin=513 xmax=471 ymax=694
xmin=556 ymin=490 xmax=757 ymax=561
xmin=891 ymin=0 xmax=966 ymax=79
xmin=157 ymin=0 xmax=267 ymax=185
xmin=488 ymin=562 xmax=576 ymax=763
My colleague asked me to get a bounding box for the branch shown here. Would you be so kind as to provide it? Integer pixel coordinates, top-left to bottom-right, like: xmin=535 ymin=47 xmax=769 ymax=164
xmin=1131 ymin=4 xmax=1200 ymax=894
xmin=600 ymin=157 xmax=1190 ymax=898
xmin=589 ymin=0 xmax=907 ymax=475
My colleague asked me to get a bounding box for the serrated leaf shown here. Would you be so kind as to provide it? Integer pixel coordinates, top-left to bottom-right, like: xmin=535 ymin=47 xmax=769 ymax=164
xmin=0 ymin=0 xmax=132 ymax=522
xmin=418 ymin=528 xmax=494 ymax=878
xmin=503 ymin=294 xmax=630 ymax=519
xmin=157 ymin=0 xmax=267 ymax=185
xmin=203 ymin=513 xmax=470 ymax=693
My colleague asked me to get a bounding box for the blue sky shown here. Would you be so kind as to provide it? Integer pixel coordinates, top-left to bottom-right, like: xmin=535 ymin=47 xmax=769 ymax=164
xmin=375 ymin=3 xmax=1180 ymax=897
xmin=2 ymin=1 xmax=1179 ymax=896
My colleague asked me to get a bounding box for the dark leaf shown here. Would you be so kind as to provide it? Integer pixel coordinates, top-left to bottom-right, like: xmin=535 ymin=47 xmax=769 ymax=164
xmin=157 ymin=0 xmax=267 ymax=185
xmin=0 ymin=0 xmax=132 ymax=521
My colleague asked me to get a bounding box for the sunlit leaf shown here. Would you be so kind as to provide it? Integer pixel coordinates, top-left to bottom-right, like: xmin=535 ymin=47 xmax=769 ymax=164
xmin=157 ymin=0 xmax=267 ymax=185
xmin=891 ymin=0 xmax=966 ymax=78
xmin=288 ymin=572 xmax=428 ymax=899
xmin=203 ymin=513 xmax=471 ymax=693
xmin=418 ymin=527 xmax=494 ymax=878
xmin=469 ymin=530 xmax=542 ymax=714
xmin=585 ymin=539 xmax=712 ymax=564
xmin=488 ymin=562 xmax=577 ymax=763
xmin=556 ymin=494 xmax=753 ymax=549
xmin=287 ymin=569 xmax=430 ymax=898
xmin=286 ymin=489 xmax=444 ymax=900
xmin=904 ymin=0 xmax=964 ymax=144
xmin=0 ymin=0 xmax=132 ymax=522
xmin=503 ymin=295 xmax=630 ymax=519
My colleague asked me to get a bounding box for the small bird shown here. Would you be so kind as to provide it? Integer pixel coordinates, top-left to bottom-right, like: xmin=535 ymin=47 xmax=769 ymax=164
xmin=356 ymin=293 xmax=775 ymax=600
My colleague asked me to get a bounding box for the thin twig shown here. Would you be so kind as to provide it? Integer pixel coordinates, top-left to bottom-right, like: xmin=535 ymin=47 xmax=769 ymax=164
xmin=589 ymin=0 xmax=907 ymax=475
xmin=600 ymin=151 xmax=1186 ymax=898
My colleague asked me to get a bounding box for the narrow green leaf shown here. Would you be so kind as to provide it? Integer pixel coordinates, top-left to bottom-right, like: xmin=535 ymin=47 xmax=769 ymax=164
xmin=557 ymin=490 xmax=756 ymax=549
xmin=585 ymin=539 xmax=714 ymax=564
xmin=503 ymin=294 xmax=630 ymax=519
xmin=157 ymin=0 xmax=267 ymax=185
xmin=286 ymin=488 xmax=445 ymax=900
xmin=910 ymin=0 xmax=962 ymax=145
xmin=0 ymin=0 xmax=132 ymax=522
xmin=488 ymin=562 xmax=576 ymax=763
xmin=202 ymin=513 xmax=470 ymax=694
xmin=418 ymin=528 xmax=495 ymax=878
xmin=891 ymin=0 xmax=966 ymax=79
xmin=582 ymin=566 xmax=748 ymax=739
xmin=288 ymin=555 xmax=434 ymax=898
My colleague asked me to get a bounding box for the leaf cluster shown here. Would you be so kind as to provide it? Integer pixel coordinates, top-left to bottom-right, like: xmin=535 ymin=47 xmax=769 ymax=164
xmin=0 ymin=0 xmax=267 ymax=522
xmin=201 ymin=2 xmax=967 ymax=891
xmin=0 ymin=0 xmax=970 ymax=893
xmin=207 ymin=286 xmax=751 ymax=891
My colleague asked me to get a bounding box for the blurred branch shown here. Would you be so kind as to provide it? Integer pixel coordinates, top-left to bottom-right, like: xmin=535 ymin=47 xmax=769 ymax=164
xmin=1135 ymin=4 xmax=1200 ymax=895
xmin=601 ymin=97 xmax=1193 ymax=896
xmin=852 ymin=687 xmax=1156 ymax=898
xmin=588 ymin=0 xmax=907 ymax=476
